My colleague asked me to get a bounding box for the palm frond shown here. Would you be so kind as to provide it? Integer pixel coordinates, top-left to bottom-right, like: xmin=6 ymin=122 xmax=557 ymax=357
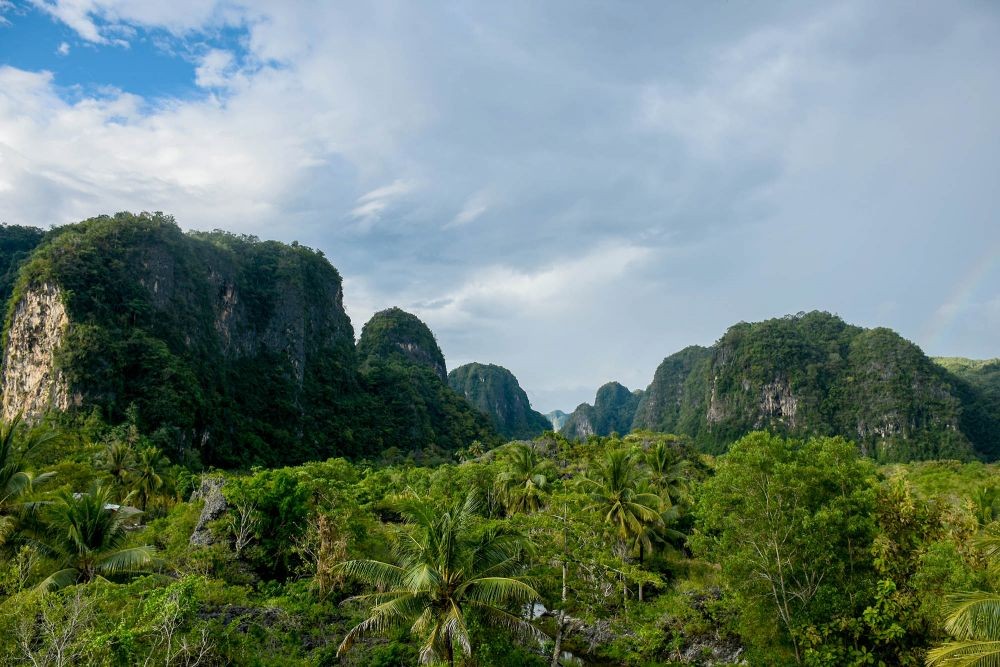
xmin=460 ymin=576 xmax=540 ymax=606
xmin=335 ymin=559 xmax=406 ymax=588
xmin=468 ymin=602 xmax=548 ymax=644
xmin=97 ymin=545 xmax=157 ymax=575
xmin=37 ymin=568 xmax=80 ymax=592
xmin=943 ymin=592 xmax=1000 ymax=641
xmin=337 ymin=593 xmax=425 ymax=655
xmin=926 ymin=639 xmax=1000 ymax=666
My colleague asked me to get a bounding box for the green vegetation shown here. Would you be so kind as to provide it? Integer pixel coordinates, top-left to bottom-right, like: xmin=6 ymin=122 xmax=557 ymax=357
xmin=449 ymin=363 xmax=551 ymax=440
xmin=357 ymin=308 xmax=499 ymax=457
xmin=1 ymin=217 xmax=999 ymax=664
xmin=568 ymin=312 xmax=1000 ymax=462
xmin=2 ymin=417 xmax=995 ymax=665
xmin=0 ymin=223 xmax=46 ymax=308
xmin=0 ymin=215 xmax=497 ymax=467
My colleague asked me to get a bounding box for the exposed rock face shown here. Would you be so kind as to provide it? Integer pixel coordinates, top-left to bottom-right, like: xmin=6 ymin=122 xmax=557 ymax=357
xmin=448 ymin=362 xmax=550 ymax=440
xmin=565 ymin=312 xmax=999 ymax=461
xmin=546 ymin=409 xmax=569 ymax=431
xmin=0 ymin=213 xmax=362 ymax=466
xmin=561 ymin=382 xmax=643 ymax=440
xmin=1 ymin=283 xmax=73 ymax=421
xmin=189 ymin=476 xmax=227 ymax=546
xmin=633 ymin=345 xmax=711 ymax=433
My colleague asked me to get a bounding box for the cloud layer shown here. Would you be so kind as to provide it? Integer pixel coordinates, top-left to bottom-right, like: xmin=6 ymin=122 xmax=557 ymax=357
xmin=2 ymin=1 xmax=999 ymax=411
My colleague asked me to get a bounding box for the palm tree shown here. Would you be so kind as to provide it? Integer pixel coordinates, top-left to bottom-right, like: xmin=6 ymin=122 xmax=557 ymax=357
xmin=36 ymin=485 xmax=155 ymax=591
xmin=337 ymin=493 xmax=543 ymax=665
xmin=0 ymin=415 xmax=57 ymax=546
xmin=926 ymin=524 xmax=1000 ymax=665
xmin=131 ymin=446 xmax=165 ymax=511
xmin=495 ymin=444 xmax=553 ymax=514
xmin=99 ymin=440 xmax=136 ymax=491
xmin=644 ymin=441 xmax=688 ymax=506
xmin=579 ymin=449 xmax=663 ymax=563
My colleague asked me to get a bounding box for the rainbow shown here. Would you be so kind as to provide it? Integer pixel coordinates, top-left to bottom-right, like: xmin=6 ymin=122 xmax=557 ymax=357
xmin=921 ymin=241 xmax=1000 ymax=352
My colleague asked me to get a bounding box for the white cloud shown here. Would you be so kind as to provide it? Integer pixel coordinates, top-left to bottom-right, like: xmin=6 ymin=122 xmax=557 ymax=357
xmin=349 ymin=179 xmax=418 ymax=231
xmin=414 ymin=242 xmax=653 ymax=327
xmin=445 ymin=189 xmax=491 ymax=229
xmin=194 ymin=49 xmax=234 ymax=88
xmin=30 ymin=0 xmax=234 ymax=44
xmin=56 ymin=41 xmax=71 ymax=56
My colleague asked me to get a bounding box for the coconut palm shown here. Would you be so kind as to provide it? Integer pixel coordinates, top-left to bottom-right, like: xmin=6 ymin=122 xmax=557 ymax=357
xmin=579 ymin=449 xmax=663 ymax=561
xmin=926 ymin=524 xmax=1000 ymax=666
xmin=0 ymin=415 xmax=57 ymax=546
xmin=131 ymin=446 xmax=166 ymax=511
xmin=644 ymin=440 xmax=688 ymax=506
xmin=99 ymin=440 xmax=136 ymax=491
xmin=495 ymin=443 xmax=553 ymax=514
xmin=36 ymin=485 xmax=155 ymax=591
xmin=337 ymin=492 xmax=543 ymax=665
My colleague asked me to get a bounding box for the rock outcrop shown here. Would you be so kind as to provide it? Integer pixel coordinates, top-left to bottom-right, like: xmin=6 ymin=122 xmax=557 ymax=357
xmin=189 ymin=476 xmax=228 ymax=546
xmin=0 ymin=213 xmax=362 ymax=466
xmin=561 ymin=382 xmax=643 ymax=440
xmin=574 ymin=311 xmax=999 ymax=461
xmin=1 ymin=282 xmax=73 ymax=421
xmin=448 ymin=363 xmax=550 ymax=440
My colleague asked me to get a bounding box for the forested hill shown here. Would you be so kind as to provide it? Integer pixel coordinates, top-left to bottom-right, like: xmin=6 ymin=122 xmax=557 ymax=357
xmin=0 ymin=213 xmax=498 ymax=466
xmin=563 ymin=312 xmax=1000 ymax=462
xmin=561 ymin=381 xmax=643 ymax=441
xmin=448 ymin=362 xmax=551 ymax=440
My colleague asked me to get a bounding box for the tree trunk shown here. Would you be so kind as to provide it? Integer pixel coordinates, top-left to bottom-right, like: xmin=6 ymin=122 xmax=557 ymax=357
xmin=550 ymin=610 xmax=565 ymax=667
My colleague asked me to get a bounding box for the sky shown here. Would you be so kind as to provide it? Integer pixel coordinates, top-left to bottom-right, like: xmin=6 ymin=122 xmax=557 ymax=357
xmin=0 ymin=1 xmax=998 ymax=413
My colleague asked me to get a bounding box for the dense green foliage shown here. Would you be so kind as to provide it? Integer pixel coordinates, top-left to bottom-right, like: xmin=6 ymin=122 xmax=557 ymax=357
xmin=0 ymin=223 xmax=45 ymax=308
xmin=0 ymin=216 xmax=497 ymax=467
xmin=2 ymin=421 xmax=996 ymax=665
xmin=448 ymin=363 xmax=551 ymax=440
xmin=568 ymin=312 xmax=1000 ymax=462
xmin=357 ymin=309 xmax=499 ymax=457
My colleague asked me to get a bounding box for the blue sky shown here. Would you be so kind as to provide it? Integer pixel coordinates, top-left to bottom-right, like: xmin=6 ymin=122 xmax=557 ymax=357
xmin=1 ymin=0 xmax=999 ymax=412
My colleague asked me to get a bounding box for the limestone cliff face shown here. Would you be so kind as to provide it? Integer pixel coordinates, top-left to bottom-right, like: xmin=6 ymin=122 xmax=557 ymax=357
xmin=1 ymin=283 xmax=73 ymax=421
xmin=546 ymin=410 xmax=569 ymax=431
xmin=448 ymin=362 xmax=550 ymax=440
xmin=565 ymin=312 xmax=998 ymax=461
xmin=0 ymin=213 xmax=362 ymax=466
xmin=561 ymin=382 xmax=643 ymax=440
xmin=632 ymin=345 xmax=711 ymax=433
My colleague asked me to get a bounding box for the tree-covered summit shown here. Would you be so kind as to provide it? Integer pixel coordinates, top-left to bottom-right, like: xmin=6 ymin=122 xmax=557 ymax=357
xmin=0 ymin=214 xmax=494 ymax=466
xmin=448 ymin=362 xmax=551 ymax=440
xmin=357 ymin=306 xmax=448 ymax=382
xmin=568 ymin=311 xmax=1000 ymax=462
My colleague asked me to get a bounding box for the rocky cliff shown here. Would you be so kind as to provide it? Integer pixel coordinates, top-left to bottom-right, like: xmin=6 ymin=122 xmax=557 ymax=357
xmin=545 ymin=410 xmax=569 ymax=431
xmin=561 ymin=381 xmax=643 ymax=440
xmin=448 ymin=362 xmax=550 ymax=440
xmin=0 ymin=213 xmax=364 ymax=466
xmin=566 ymin=312 xmax=1000 ymax=461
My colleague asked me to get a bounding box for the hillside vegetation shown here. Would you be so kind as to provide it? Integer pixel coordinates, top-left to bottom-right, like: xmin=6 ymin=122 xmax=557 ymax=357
xmin=564 ymin=312 xmax=1000 ymax=462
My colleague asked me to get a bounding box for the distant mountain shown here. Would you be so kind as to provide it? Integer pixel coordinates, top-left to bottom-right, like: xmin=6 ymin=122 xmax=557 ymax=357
xmin=357 ymin=308 xmax=498 ymax=454
xmin=546 ymin=410 xmax=569 ymax=431
xmin=565 ymin=312 xmax=1000 ymax=462
xmin=561 ymin=381 xmax=643 ymax=440
xmin=448 ymin=362 xmax=550 ymax=440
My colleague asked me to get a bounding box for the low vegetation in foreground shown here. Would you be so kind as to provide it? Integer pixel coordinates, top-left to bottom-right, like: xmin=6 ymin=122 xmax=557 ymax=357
xmin=3 ymin=415 xmax=1000 ymax=666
